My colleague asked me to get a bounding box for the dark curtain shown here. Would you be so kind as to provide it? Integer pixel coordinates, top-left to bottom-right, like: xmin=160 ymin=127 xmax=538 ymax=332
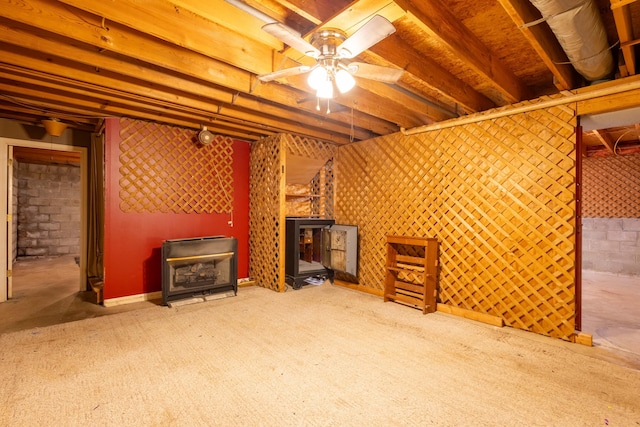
xmin=86 ymin=132 xmax=104 ymax=281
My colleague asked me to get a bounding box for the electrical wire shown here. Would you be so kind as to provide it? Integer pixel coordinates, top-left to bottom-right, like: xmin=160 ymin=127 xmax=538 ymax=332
xmin=613 ymin=129 xmax=635 ymax=156
xmin=208 ymin=144 xmax=235 ymax=227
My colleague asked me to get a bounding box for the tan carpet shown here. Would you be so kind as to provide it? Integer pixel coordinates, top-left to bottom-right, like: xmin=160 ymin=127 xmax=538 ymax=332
xmin=1 ymin=283 xmax=639 ymax=426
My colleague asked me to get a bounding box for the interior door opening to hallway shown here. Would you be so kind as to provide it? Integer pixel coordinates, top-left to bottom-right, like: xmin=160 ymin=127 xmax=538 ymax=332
xmin=1 ymin=137 xmax=88 ymax=305
xmin=578 ymin=111 xmax=640 ymax=365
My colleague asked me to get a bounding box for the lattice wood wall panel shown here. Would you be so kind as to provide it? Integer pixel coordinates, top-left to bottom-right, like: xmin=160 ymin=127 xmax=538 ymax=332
xmin=249 ymin=134 xmax=337 ymax=291
xmin=285 ymin=134 xmax=336 ymax=161
xmin=311 ymin=159 xmax=335 ymax=218
xmin=336 ymin=133 xmax=441 ymax=298
xmin=336 ymin=103 xmax=578 ymax=340
xmin=119 ymin=118 xmax=233 ymax=213
xmin=285 ymin=134 xmax=336 ymax=218
xmin=249 ymin=134 xmax=284 ymax=291
xmin=582 ymin=154 xmax=640 ymax=218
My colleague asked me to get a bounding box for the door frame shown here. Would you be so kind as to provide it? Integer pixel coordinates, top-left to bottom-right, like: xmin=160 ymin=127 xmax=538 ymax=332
xmin=1 ymin=137 xmax=88 ymax=302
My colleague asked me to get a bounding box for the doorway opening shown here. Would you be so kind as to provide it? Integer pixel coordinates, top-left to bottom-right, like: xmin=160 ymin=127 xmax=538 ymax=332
xmin=7 ymin=147 xmax=87 ymax=331
xmin=1 ymin=137 xmax=88 ymax=307
xmin=13 ymin=147 xmax=81 ymax=261
xmin=579 ymin=108 xmax=640 ymax=363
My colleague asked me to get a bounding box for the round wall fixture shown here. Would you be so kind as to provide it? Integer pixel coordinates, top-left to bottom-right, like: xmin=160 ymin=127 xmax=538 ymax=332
xmin=198 ymin=126 xmax=214 ymax=145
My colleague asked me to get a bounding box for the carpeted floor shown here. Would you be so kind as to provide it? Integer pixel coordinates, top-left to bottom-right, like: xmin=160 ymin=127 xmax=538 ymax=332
xmin=0 ymin=256 xmax=159 ymax=334
xmin=1 ymin=282 xmax=639 ymax=426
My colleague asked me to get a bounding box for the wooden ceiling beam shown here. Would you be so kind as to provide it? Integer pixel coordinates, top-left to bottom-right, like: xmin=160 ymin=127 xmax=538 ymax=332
xmin=352 ymin=78 xmax=454 ymax=123
xmin=0 ymin=80 xmax=265 ymax=141
xmin=243 ymin=0 xmax=405 ymax=59
xmin=320 ymin=0 xmax=406 ymax=30
xmin=0 ymin=2 xmax=398 ymax=139
xmin=283 ymin=80 xmax=439 ymax=127
xmin=591 ymin=129 xmax=616 ymax=154
xmin=611 ymin=0 xmax=640 ymax=6
xmin=275 ymin=0 xmax=492 ymax=116
xmin=367 ymin=38 xmax=495 ymax=114
xmin=0 ymin=49 xmax=368 ymax=144
xmin=0 ymin=101 xmax=98 ymax=128
xmin=0 ymin=23 xmax=380 ymax=140
xmin=168 ymin=0 xmax=285 ymax=49
xmin=12 ymin=96 xmax=262 ymax=141
xmin=575 ymin=75 xmax=640 ymax=115
xmin=268 ymin=0 xmax=478 ymax=119
xmin=56 ymin=0 xmax=278 ymax=75
xmin=0 ymin=0 xmax=254 ymax=93
xmin=497 ymin=0 xmax=581 ymax=90
xmin=611 ymin=0 xmax=637 ymax=76
xmin=0 ymin=107 xmax=97 ymax=131
xmin=262 ymin=0 xmax=325 ymax=25
xmin=393 ymin=0 xmax=532 ymax=105
xmin=2 ymin=63 xmax=399 ymax=144
xmin=54 ymin=0 xmax=424 ymax=129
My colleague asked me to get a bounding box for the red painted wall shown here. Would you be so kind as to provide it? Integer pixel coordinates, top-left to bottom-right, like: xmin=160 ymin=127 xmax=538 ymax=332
xmin=103 ymin=118 xmax=250 ymax=300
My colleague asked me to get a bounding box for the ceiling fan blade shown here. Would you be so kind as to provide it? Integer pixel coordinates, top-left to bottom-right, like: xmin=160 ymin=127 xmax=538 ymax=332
xmin=337 ymin=15 xmax=396 ymax=59
xmin=224 ymin=0 xmax=276 ymax=24
xmin=348 ymin=62 xmax=403 ymax=83
xmin=257 ymin=65 xmax=312 ymax=82
xmin=262 ymin=23 xmax=320 ymax=58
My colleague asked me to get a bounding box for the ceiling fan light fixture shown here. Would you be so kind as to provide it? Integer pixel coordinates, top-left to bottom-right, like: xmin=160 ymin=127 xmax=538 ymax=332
xmin=316 ymin=79 xmax=334 ymax=99
xmin=335 ymin=69 xmax=355 ymax=93
xmin=307 ymin=66 xmax=328 ymax=90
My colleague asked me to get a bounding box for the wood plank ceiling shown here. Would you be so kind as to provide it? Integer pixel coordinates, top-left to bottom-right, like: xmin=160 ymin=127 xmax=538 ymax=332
xmin=0 ymin=0 xmax=639 ymax=153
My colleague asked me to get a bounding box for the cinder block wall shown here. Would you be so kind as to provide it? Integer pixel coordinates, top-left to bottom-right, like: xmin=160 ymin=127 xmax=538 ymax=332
xmin=582 ymin=154 xmax=640 ymax=276
xmin=582 ymin=218 xmax=640 ymax=275
xmin=17 ymin=162 xmax=81 ymax=258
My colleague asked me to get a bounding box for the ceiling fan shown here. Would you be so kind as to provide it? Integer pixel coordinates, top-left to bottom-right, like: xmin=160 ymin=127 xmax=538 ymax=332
xmin=226 ymin=1 xmax=403 ymax=111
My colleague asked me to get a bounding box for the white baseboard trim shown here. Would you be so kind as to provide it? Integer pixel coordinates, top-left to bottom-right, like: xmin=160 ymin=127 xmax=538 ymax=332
xmin=103 ymin=291 xmax=162 ymax=307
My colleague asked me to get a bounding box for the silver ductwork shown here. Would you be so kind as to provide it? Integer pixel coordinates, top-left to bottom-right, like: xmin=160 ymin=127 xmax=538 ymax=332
xmin=528 ymin=0 xmax=613 ymax=82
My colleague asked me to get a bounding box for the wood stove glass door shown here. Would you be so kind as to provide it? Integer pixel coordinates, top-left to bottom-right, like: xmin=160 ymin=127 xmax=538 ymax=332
xmin=321 ymin=225 xmax=358 ymax=276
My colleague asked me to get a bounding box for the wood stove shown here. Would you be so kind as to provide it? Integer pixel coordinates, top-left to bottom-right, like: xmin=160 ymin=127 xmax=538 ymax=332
xmin=161 ymin=236 xmax=237 ymax=305
xmin=285 ymin=217 xmax=358 ymax=289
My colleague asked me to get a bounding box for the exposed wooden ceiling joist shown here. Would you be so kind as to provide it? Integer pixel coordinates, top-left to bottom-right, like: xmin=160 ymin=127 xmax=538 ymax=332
xmin=0 ymin=0 xmax=638 ymax=151
xmin=612 ymin=0 xmax=638 ymax=77
xmin=591 ymin=129 xmax=617 ymax=153
xmin=394 ymin=0 xmax=532 ymax=105
xmin=497 ymin=0 xmax=581 ymax=90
